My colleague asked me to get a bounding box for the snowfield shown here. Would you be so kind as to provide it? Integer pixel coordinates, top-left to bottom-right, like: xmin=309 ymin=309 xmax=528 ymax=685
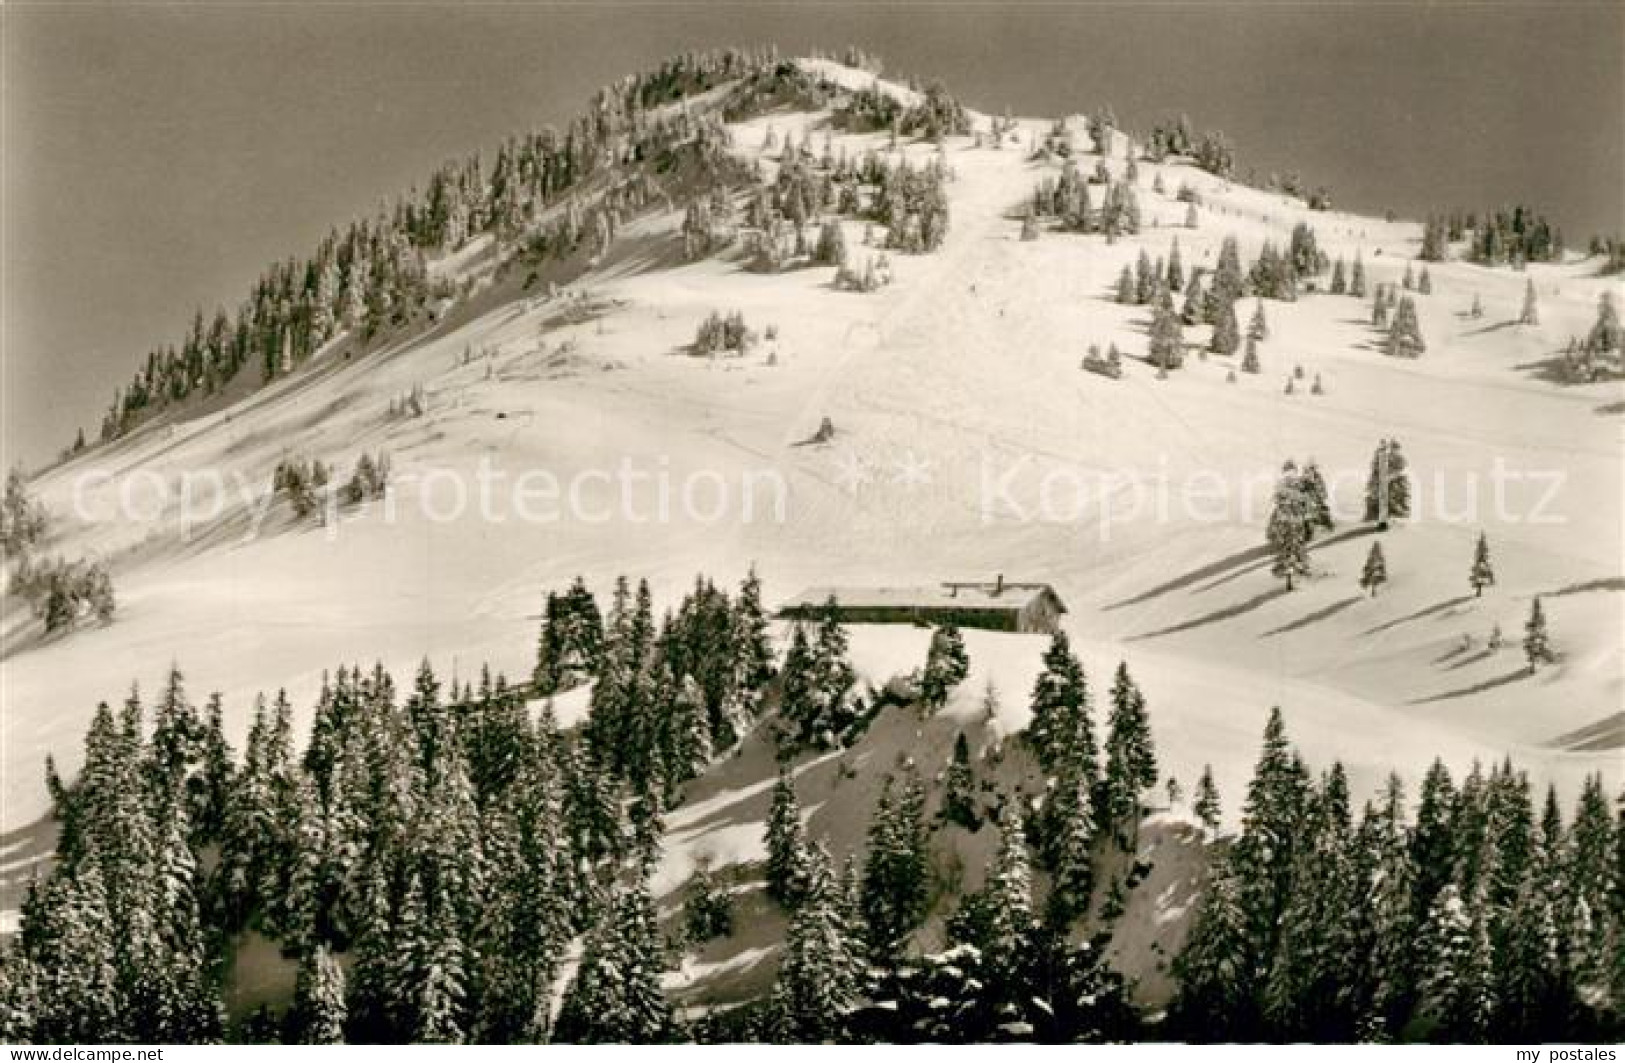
xmin=4 ymin=55 xmax=1620 ymax=908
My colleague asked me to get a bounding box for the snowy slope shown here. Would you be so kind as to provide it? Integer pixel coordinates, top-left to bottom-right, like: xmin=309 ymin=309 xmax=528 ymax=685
xmin=4 ymin=57 xmax=1621 ymax=850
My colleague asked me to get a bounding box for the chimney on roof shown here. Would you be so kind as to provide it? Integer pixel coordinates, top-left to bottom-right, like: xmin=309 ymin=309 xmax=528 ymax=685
xmin=994 ymin=573 xmax=1004 ymax=596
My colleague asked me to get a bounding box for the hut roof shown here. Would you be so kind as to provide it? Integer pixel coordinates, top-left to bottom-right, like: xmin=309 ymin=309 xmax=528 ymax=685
xmin=778 ymin=581 xmax=1066 ymax=615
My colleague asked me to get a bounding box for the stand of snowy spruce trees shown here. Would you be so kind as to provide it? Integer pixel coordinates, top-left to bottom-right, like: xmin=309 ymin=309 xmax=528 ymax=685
xmin=80 ymin=50 xmax=962 ymax=454
xmin=2 ymin=469 xmax=116 ymax=635
xmin=1172 ymin=709 xmax=1623 ymax=1043
xmin=3 ymin=566 xmax=1619 ymax=1044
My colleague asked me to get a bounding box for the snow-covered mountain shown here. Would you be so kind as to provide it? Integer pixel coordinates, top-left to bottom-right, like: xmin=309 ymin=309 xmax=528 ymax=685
xmin=3 ymin=56 xmax=1620 ymax=1007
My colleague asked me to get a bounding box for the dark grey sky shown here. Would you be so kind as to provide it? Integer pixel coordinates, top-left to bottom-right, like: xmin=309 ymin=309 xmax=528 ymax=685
xmin=4 ymin=1 xmax=1622 ymax=469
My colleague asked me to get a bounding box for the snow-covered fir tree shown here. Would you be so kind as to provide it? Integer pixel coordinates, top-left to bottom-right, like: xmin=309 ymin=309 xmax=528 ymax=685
xmin=533 ymin=576 xmax=604 ymax=695
xmin=1414 ymin=884 xmax=1496 ymax=1042
xmin=1386 ymin=296 xmax=1426 ymax=358
xmin=1363 ymin=438 xmax=1411 ymax=528
xmin=1101 ymin=661 xmax=1157 ymax=843
xmin=769 ymin=841 xmax=862 ymax=1041
xmin=1193 ymin=765 xmax=1222 ymax=831
xmin=1171 ymin=858 xmax=1256 ymax=1038
xmin=1420 ymin=216 xmax=1449 ymax=261
xmin=1212 ymin=235 xmax=1245 ymax=306
xmin=554 ymin=877 xmax=673 ymax=1044
xmin=941 ymin=731 xmax=979 ymax=829
xmin=859 ymin=765 xmax=929 ymax=960
xmin=1210 ymin=296 xmax=1241 ymax=357
xmin=1587 ymin=291 xmax=1621 ymax=354
xmin=1026 ymin=631 xmax=1095 ymax=776
xmin=1151 ymin=290 xmax=1186 ymax=369
xmin=683 ymin=857 xmax=734 ymax=944
xmin=1242 ymin=334 xmax=1262 ymax=373
xmin=289 ymin=945 xmax=347 ymax=1044
xmin=1363 ymin=774 xmax=1418 ymax=1036
xmin=1523 ymin=597 xmax=1554 ymax=672
xmin=1469 ymin=533 xmax=1496 ymax=597
xmin=1360 ymin=540 xmax=1388 ymax=596
xmin=779 ymin=600 xmax=858 ymax=748
xmin=1267 ymin=465 xmax=1312 ymax=590
xmin=1248 ymin=300 xmax=1269 ymax=341
xmin=920 ymin=623 xmax=969 ymax=710
xmin=1167 ymin=237 xmax=1185 ymax=291
xmin=765 ymin=764 xmax=812 ymax=908
xmin=1298 ymin=460 xmax=1335 ymax=535
xmin=1520 ymin=278 xmax=1540 ymax=325
xmin=1263 ymin=763 xmax=1360 ymax=1039
xmin=1042 ymin=753 xmax=1098 ymax=926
